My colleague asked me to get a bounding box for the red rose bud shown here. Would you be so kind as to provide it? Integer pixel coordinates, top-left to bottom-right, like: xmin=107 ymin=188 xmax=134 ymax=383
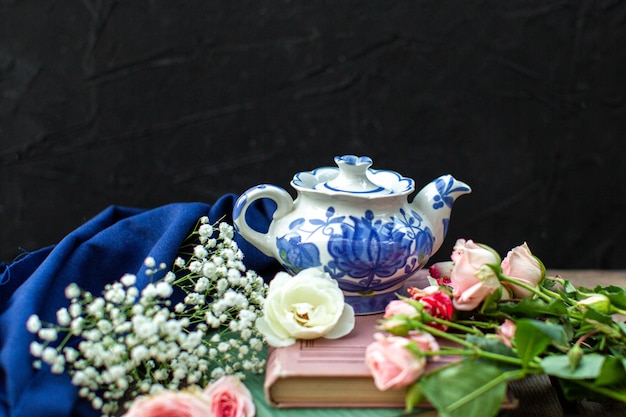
xmin=407 ymin=286 xmax=453 ymax=331
xmin=428 ymin=261 xmax=454 ymax=286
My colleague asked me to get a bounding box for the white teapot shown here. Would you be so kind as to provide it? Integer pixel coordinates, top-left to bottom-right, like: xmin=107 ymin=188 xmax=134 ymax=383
xmin=233 ymin=155 xmax=471 ymax=314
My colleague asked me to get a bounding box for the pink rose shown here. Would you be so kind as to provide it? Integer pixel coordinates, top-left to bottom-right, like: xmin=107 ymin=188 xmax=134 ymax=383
xmin=407 ymin=330 xmax=440 ymax=354
xmin=365 ymin=333 xmax=426 ymax=391
xmin=450 ymin=239 xmax=501 ymax=311
xmin=121 ymin=390 xmax=213 ymax=417
xmin=497 ymin=319 xmax=516 ymax=348
xmin=204 ymin=376 xmax=255 ymax=417
xmin=500 ymin=242 xmax=544 ymax=299
xmin=384 ymin=299 xmax=420 ymax=319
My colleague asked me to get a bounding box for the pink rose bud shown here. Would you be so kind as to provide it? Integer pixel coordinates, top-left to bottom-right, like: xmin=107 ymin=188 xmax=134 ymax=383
xmin=450 ymin=239 xmax=502 ymax=311
xmin=407 ymin=285 xmax=440 ymax=298
xmin=381 ymin=317 xmax=411 ymax=336
xmin=365 ymin=333 xmax=427 ymax=391
xmin=501 ymin=242 xmax=544 ymax=299
xmin=496 ymin=319 xmax=516 ymax=348
xmin=407 ymin=330 xmax=440 ymax=355
xmin=121 ymin=390 xmax=213 ymax=417
xmin=204 ymin=376 xmax=255 ymax=417
xmin=384 ymin=299 xmax=420 ymax=319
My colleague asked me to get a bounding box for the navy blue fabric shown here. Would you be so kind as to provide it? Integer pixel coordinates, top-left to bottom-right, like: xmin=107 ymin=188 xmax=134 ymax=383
xmin=0 ymin=195 xmax=279 ymax=417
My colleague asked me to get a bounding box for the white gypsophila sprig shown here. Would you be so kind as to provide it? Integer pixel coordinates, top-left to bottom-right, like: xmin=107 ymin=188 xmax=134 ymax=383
xmin=170 ymin=220 xmax=268 ymax=363
xmin=26 ymin=219 xmax=268 ymax=417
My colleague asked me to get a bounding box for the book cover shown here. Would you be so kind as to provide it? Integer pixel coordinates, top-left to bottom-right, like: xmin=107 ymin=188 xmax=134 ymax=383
xmin=263 ymin=312 xmax=519 ymax=410
xmin=263 ymin=313 xmax=460 ymax=409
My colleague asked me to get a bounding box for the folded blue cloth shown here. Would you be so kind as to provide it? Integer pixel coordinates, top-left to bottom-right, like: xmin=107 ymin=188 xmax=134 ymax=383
xmin=0 ymin=195 xmax=279 ymax=417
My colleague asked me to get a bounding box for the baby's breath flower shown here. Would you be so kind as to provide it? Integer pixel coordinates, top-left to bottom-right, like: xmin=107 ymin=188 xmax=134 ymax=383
xmin=26 ymin=315 xmax=42 ymax=333
xmin=143 ymin=257 xmax=156 ymax=268
xmin=211 ymin=367 xmax=225 ymax=379
xmin=199 ymin=223 xmax=213 ymax=237
xmin=65 ymin=283 xmax=81 ymax=299
xmin=120 ymin=273 xmax=136 ymax=287
xmin=194 ymin=277 xmax=210 ymax=293
xmin=155 ymin=281 xmax=173 ymax=298
xmin=184 ymin=293 xmax=205 ymax=305
xmin=41 ymin=346 xmax=58 ymax=363
xmin=86 ymin=298 xmax=105 ymax=317
xmin=193 ymin=245 xmax=209 ymax=259
xmin=64 ymin=347 xmax=79 ymax=363
xmin=38 ymin=328 xmax=58 ymax=342
xmin=57 ymin=307 xmax=72 ymax=327
xmin=216 ymin=278 xmax=228 ymax=292
xmin=29 ymin=341 xmax=43 ymax=357
xmin=164 ymin=271 xmax=176 ymax=283
xmin=188 ymin=260 xmax=202 ymax=274
xmin=219 ymin=222 xmax=234 ymax=239
xmin=69 ymin=303 xmax=82 ymax=318
xmin=174 ymin=257 xmax=185 ymax=268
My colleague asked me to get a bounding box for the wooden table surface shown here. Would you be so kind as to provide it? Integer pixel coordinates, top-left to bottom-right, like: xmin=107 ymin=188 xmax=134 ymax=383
xmin=548 ymin=269 xmax=626 ymax=288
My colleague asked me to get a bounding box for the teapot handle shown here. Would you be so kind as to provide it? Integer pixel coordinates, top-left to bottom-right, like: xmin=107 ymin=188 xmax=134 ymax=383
xmin=232 ymin=184 xmax=294 ymax=257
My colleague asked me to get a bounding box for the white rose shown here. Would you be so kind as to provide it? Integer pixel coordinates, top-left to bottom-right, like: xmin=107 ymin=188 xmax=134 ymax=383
xmin=255 ymin=269 xmax=355 ymax=347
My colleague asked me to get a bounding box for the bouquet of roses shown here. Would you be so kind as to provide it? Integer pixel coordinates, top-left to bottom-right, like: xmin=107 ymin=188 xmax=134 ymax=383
xmin=365 ymin=239 xmax=626 ymax=417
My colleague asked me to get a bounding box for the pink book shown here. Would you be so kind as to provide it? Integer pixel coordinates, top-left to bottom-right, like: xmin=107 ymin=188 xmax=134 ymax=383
xmin=263 ymin=313 xmax=459 ymax=409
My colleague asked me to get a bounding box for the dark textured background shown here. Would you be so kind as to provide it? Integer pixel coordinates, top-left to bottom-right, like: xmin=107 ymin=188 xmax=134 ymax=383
xmin=1 ymin=1 xmax=625 ymax=268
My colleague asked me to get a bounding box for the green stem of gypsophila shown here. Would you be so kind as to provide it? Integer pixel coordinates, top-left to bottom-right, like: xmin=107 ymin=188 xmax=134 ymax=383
xmin=56 ymin=330 xmax=73 ymax=351
xmin=499 ymin=275 xmax=552 ymax=302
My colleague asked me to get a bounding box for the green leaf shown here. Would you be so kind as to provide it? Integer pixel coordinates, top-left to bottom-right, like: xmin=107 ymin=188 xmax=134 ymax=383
xmin=595 ymin=285 xmax=626 ymax=310
xmin=497 ymin=297 xmax=568 ymax=318
xmin=405 ymin=381 xmax=424 ymax=411
xmin=466 ymin=334 xmax=518 ymax=371
xmin=582 ymin=306 xmax=613 ymax=325
xmin=595 ymin=356 xmax=626 ymax=387
xmin=541 ymin=353 xmax=605 ymax=379
xmin=515 ymin=319 xmax=568 ymax=368
xmin=420 ymin=362 xmax=506 ymax=417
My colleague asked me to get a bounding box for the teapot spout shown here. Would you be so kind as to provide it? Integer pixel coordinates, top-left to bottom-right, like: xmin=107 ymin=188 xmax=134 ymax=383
xmin=411 ymin=175 xmax=471 ymax=256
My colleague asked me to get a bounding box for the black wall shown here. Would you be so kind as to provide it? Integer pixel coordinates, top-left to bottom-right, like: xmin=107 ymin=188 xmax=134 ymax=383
xmin=2 ymin=1 xmax=626 ymax=268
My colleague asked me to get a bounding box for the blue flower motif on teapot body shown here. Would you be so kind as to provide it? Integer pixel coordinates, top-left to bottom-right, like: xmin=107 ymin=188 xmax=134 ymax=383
xmin=324 ymin=208 xmax=434 ymax=292
xmin=233 ymin=155 xmax=471 ymax=314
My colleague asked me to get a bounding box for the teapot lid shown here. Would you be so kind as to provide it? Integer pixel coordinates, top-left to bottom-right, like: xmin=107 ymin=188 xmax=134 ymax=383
xmin=291 ymin=155 xmax=414 ymax=197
